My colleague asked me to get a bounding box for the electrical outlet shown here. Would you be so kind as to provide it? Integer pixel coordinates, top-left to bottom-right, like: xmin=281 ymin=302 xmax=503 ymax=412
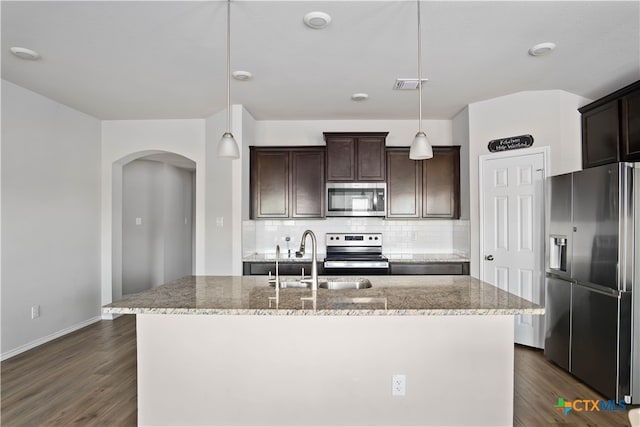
xmin=392 ymin=374 xmax=406 ymax=396
xmin=31 ymin=305 xmax=40 ymax=319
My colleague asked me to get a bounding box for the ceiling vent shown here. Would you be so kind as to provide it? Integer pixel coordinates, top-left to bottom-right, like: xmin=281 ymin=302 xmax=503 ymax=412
xmin=393 ymin=78 xmax=429 ymax=90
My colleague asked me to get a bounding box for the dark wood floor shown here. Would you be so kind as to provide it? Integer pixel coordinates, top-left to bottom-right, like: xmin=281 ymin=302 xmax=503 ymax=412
xmin=1 ymin=315 xmax=137 ymax=426
xmin=1 ymin=315 xmax=635 ymax=426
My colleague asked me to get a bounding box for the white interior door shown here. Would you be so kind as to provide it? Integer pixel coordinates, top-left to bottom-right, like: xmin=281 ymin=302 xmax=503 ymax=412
xmin=480 ymin=150 xmax=545 ymax=348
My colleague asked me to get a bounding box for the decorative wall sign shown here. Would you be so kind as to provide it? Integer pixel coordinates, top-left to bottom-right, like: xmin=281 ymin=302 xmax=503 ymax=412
xmin=487 ymin=134 xmax=534 ymax=152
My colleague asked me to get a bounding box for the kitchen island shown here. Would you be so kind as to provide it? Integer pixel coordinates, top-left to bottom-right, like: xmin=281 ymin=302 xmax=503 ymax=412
xmin=104 ymin=275 xmax=543 ymax=426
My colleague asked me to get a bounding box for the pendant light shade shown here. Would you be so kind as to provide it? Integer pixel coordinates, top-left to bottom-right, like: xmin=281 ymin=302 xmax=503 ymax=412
xmin=218 ymin=0 xmax=240 ymax=159
xmin=218 ymin=132 xmax=240 ymax=158
xmin=409 ymin=0 xmax=433 ymax=160
xmin=409 ymin=131 xmax=433 ymax=160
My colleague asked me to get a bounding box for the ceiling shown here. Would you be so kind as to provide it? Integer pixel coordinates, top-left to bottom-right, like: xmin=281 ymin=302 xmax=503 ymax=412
xmin=2 ymin=1 xmax=639 ymax=121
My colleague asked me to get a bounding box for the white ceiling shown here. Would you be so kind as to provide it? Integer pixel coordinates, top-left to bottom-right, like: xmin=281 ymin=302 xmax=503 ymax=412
xmin=2 ymin=1 xmax=639 ymax=121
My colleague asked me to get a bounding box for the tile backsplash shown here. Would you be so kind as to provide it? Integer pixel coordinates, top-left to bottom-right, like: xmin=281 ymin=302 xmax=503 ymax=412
xmin=243 ymin=218 xmax=469 ymax=257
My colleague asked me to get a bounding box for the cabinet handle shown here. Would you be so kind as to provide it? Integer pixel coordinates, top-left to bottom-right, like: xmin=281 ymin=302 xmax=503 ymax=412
xmin=485 ymin=255 xmax=494 ymax=261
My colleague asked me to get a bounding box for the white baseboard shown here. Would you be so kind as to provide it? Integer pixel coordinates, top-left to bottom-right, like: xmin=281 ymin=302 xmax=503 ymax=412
xmin=1 ymin=316 xmax=102 ymax=361
xmin=101 ymin=312 xmax=122 ymax=320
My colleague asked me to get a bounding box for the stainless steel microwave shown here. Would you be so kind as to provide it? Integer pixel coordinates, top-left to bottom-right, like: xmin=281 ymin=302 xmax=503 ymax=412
xmin=326 ymin=183 xmax=386 ymax=217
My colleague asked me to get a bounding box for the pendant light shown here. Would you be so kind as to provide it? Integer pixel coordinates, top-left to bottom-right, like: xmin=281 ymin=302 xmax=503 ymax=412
xmin=217 ymin=0 xmax=240 ymax=159
xmin=409 ymin=0 xmax=433 ymax=160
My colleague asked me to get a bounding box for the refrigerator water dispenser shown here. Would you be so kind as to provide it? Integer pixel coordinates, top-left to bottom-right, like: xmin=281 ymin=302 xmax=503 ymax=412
xmin=549 ymin=235 xmax=567 ymax=271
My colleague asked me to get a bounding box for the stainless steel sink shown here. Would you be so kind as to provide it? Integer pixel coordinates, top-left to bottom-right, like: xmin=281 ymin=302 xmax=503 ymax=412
xmin=319 ymin=278 xmax=372 ymax=290
xmin=268 ymin=277 xmax=371 ymax=290
xmin=268 ymin=279 xmax=311 ymax=288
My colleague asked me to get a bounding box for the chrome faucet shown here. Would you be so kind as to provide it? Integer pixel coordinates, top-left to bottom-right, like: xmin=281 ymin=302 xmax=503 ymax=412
xmin=268 ymin=245 xmax=281 ymax=309
xmin=297 ymin=230 xmax=318 ymax=310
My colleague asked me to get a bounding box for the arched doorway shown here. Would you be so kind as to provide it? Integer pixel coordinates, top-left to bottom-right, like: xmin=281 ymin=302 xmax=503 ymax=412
xmin=111 ymin=150 xmax=196 ymax=302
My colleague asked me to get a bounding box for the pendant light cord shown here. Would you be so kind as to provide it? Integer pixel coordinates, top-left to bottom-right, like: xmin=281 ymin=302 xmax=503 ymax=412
xmin=417 ymin=0 xmax=423 ymax=134
xmin=226 ymin=0 xmax=231 ymax=133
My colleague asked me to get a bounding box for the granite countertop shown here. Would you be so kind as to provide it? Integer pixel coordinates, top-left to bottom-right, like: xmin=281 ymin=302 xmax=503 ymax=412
xmin=243 ymin=253 xmax=324 ymax=262
xmin=385 ymin=253 xmax=469 ymax=263
xmin=103 ymin=275 xmax=543 ymax=316
xmin=243 ymin=253 xmax=469 ymax=263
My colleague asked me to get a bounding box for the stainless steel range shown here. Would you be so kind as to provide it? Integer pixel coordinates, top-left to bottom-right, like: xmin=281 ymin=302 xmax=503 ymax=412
xmin=323 ymin=233 xmax=389 ymax=275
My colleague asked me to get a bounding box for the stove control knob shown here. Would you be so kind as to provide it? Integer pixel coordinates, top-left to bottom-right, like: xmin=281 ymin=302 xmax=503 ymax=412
xmin=374 ymin=236 xmax=379 ymax=240
xmin=369 ymin=236 xmax=373 ymax=240
xmin=336 ymin=236 xmax=340 ymax=240
xmin=330 ymin=237 xmax=334 ymax=240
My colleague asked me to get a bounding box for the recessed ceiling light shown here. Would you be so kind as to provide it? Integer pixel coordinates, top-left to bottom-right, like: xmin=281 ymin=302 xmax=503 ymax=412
xmin=528 ymin=42 xmax=556 ymax=57
xmin=232 ymin=70 xmax=252 ymax=81
xmin=10 ymin=46 xmax=40 ymax=60
xmin=393 ymin=78 xmax=429 ymax=90
xmin=351 ymin=93 xmax=369 ymax=102
xmin=303 ymin=11 xmax=332 ymax=29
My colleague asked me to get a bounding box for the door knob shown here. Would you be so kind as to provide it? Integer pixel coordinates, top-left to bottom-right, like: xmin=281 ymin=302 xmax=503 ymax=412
xmin=485 ymin=255 xmax=494 ymax=261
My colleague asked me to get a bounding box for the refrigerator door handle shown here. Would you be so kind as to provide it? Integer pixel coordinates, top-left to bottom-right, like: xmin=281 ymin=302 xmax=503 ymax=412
xmin=576 ymin=281 xmax=620 ymax=297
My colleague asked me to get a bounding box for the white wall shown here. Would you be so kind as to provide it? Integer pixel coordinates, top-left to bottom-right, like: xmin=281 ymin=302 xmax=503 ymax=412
xmin=122 ymin=159 xmax=193 ymax=295
xmin=465 ymin=90 xmax=591 ymax=277
xmin=101 ymin=119 xmax=206 ymax=308
xmin=254 ymin=119 xmax=452 ymax=147
xmin=1 ymin=80 xmax=102 ymax=358
xmin=204 ymin=110 xmax=235 ymax=275
xmin=162 ymin=163 xmax=194 ymax=284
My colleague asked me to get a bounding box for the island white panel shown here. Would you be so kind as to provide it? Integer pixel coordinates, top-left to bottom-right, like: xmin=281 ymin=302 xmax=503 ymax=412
xmin=137 ymin=314 xmax=514 ymax=426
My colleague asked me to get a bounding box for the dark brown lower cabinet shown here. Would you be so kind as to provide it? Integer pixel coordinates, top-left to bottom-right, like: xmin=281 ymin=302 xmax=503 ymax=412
xmin=250 ymin=147 xmax=325 ymax=219
xmin=386 ymin=146 xmax=460 ymax=219
xmin=389 ymin=262 xmax=470 ymax=275
xmin=243 ymin=262 xmax=324 ymax=276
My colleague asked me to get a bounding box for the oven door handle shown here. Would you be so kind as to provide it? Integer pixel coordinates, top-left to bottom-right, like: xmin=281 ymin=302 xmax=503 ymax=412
xmin=323 ymin=261 xmax=389 ymax=269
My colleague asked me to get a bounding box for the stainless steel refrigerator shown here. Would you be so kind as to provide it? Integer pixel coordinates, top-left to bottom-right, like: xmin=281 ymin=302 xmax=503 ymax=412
xmin=545 ymin=162 xmax=640 ymax=404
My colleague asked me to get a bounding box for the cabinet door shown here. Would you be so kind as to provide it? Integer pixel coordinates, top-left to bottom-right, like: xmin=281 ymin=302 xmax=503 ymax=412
xmin=389 ymin=263 xmax=466 ymax=275
xmin=581 ymin=100 xmax=620 ymax=168
xmin=291 ymin=149 xmax=325 ymax=218
xmin=326 ymin=138 xmax=356 ymax=181
xmin=250 ymin=149 xmax=289 ymax=219
xmin=386 ymin=149 xmax=421 ymax=218
xmin=357 ymin=137 xmax=386 ymax=181
xmin=422 ymin=147 xmax=460 ymax=219
xmin=621 ymin=89 xmax=640 ymax=161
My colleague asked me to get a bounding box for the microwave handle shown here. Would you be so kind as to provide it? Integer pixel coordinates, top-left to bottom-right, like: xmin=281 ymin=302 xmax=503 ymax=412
xmin=373 ymin=191 xmax=377 ymax=211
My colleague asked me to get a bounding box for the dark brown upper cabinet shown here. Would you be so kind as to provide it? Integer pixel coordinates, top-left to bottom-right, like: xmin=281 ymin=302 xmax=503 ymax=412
xmin=423 ymin=147 xmax=460 ymax=219
xmin=581 ymin=101 xmax=620 ymax=168
xmin=386 ymin=146 xmax=460 ymax=219
xmin=250 ymin=147 xmax=325 ymax=219
xmin=622 ymin=88 xmax=640 ymax=161
xmin=324 ymin=132 xmax=387 ymax=182
xmin=386 ymin=148 xmax=421 ymax=218
xmin=579 ymin=80 xmax=640 ymax=168
xmin=290 ymin=149 xmax=325 ymax=218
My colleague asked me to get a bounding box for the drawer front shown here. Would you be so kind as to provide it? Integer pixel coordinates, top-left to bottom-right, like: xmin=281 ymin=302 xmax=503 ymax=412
xmin=389 ymin=263 xmax=467 ymax=275
xmin=244 ymin=262 xmax=322 ymax=276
